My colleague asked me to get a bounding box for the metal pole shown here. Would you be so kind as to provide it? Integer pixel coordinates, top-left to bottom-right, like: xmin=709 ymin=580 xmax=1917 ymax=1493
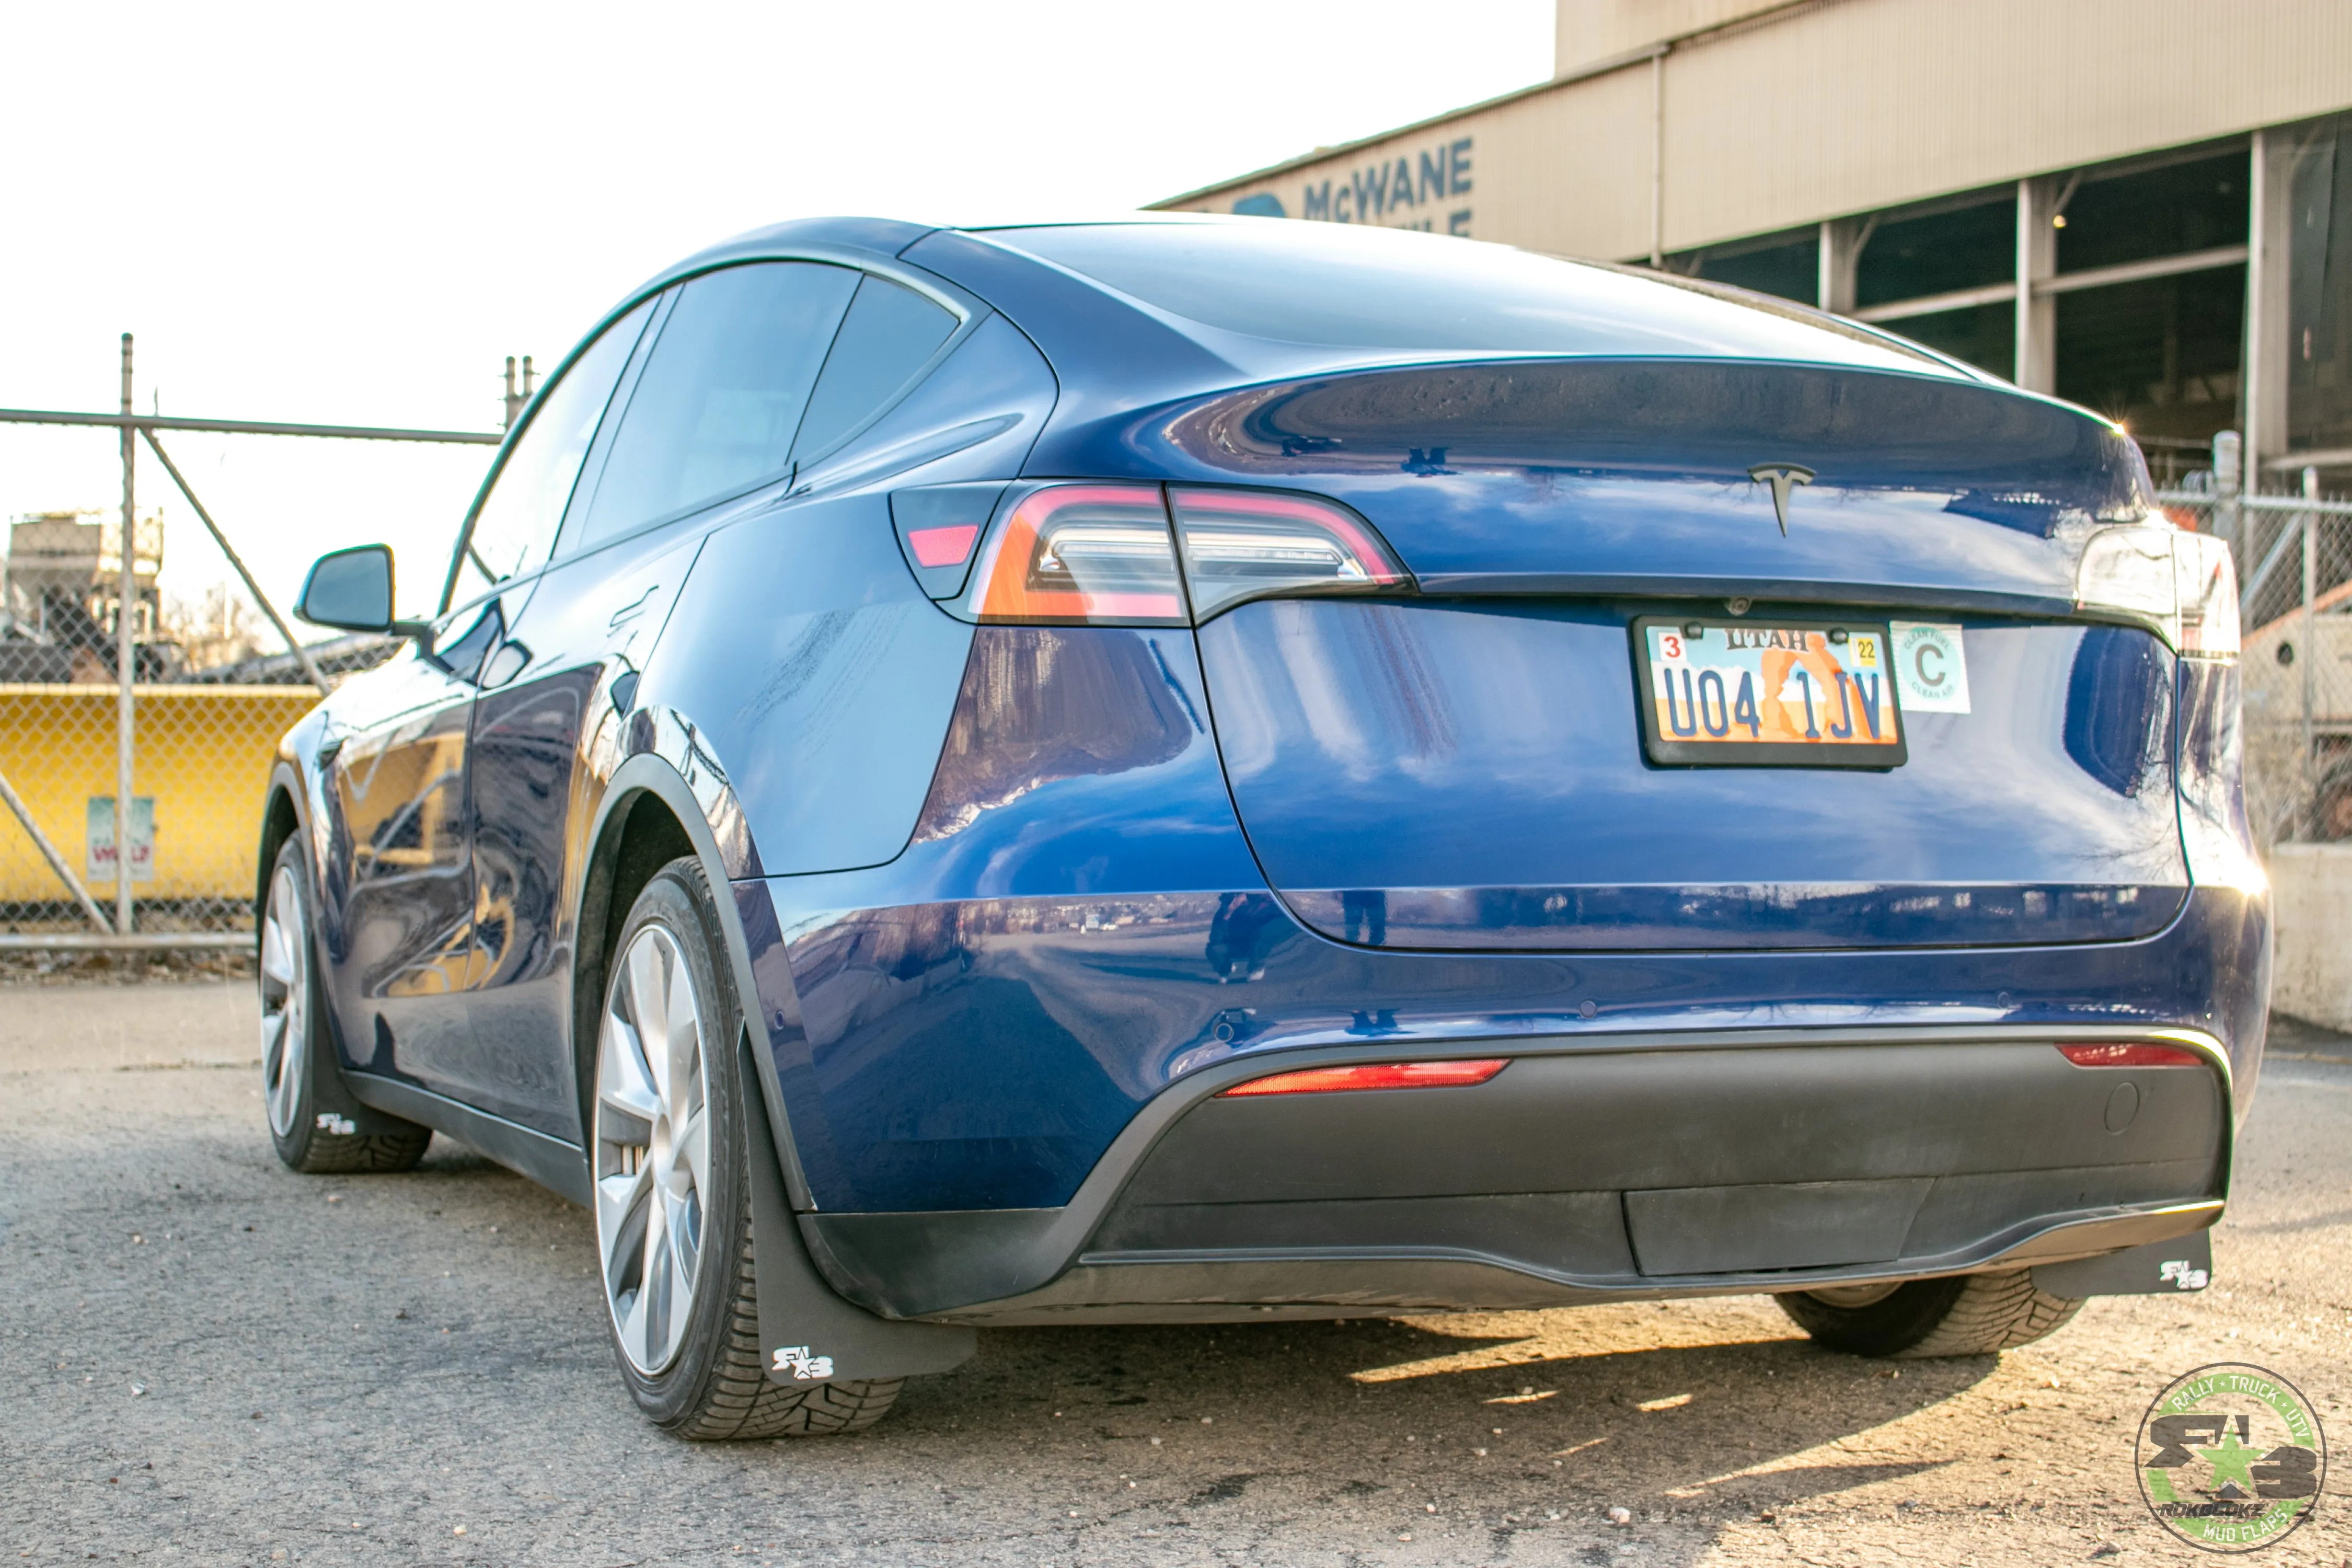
xmin=1648 ymin=51 xmax=1665 ymax=269
xmin=2301 ymin=467 xmax=2318 ymax=837
xmin=115 ymin=335 xmax=136 ymax=935
xmin=2212 ymin=429 xmax=2242 ymax=552
xmin=0 ymin=765 xmax=113 ymax=936
xmin=139 ymin=429 xmax=331 ymax=695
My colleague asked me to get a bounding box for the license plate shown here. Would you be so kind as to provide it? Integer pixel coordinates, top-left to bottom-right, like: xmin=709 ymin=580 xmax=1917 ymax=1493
xmin=1633 ymin=616 xmax=1906 ymax=768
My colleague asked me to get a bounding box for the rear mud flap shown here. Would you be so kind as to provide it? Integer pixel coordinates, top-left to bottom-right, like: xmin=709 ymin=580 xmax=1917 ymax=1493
xmin=739 ymin=1034 xmax=976 ymax=1386
xmin=2034 ymin=1228 xmax=2215 ymax=1297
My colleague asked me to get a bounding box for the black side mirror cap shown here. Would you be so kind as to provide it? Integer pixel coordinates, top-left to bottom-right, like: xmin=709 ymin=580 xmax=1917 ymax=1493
xmin=295 ymin=545 xmax=430 ymax=637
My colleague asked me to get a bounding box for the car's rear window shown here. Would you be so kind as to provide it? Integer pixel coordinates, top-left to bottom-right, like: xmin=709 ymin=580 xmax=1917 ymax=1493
xmin=985 ymin=221 xmax=1947 ymax=371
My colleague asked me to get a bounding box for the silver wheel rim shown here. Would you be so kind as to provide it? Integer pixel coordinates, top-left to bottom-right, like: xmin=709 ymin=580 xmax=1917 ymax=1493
xmin=259 ymin=863 xmax=308 ymax=1139
xmin=595 ymin=924 xmax=710 ymax=1376
xmin=1808 ymin=1282 xmax=1903 ymax=1309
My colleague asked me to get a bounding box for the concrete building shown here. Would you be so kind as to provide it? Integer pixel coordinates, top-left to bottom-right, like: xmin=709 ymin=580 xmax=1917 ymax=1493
xmin=1156 ymin=0 xmax=2352 ymax=488
xmin=2 ymin=511 xmax=165 ymax=681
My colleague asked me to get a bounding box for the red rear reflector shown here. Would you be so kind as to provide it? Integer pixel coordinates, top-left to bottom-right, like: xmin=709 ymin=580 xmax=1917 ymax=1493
xmin=2057 ymin=1042 xmax=2206 ymax=1068
xmin=907 ymin=523 xmax=979 ymax=568
xmin=1218 ymin=1058 xmax=1509 ymax=1098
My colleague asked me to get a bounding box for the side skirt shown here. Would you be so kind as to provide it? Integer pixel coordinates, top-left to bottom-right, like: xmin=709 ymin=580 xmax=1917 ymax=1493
xmin=343 ymin=1072 xmax=594 ymax=1206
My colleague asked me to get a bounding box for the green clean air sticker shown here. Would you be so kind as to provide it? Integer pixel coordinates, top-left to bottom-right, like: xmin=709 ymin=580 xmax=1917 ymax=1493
xmin=1890 ymin=622 xmax=1969 ymax=714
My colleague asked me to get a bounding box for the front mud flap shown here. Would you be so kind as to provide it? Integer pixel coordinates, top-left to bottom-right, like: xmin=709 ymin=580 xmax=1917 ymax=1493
xmin=738 ymin=1035 xmax=976 ymax=1386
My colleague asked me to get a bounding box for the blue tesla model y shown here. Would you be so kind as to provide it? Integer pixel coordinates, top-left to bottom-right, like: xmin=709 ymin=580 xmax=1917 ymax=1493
xmin=258 ymin=215 xmax=2265 ymax=1437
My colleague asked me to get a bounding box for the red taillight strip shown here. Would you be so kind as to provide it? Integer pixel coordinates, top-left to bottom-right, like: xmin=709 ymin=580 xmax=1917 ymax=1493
xmin=2057 ymin=1042 xmax=2207 ymax=1068
xmin=1217 ymin=1058 xmax=1509 ymax=1098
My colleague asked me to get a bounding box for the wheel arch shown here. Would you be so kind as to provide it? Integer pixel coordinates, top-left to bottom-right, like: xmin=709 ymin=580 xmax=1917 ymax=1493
xmin=571 ymin=750 xmax=813 ymax=1208
xmin=256 ymin=765 xmax=306 ymax=927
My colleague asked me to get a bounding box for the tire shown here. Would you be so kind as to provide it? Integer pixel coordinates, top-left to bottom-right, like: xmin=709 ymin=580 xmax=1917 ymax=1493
xmin=1775 ymin=1270 xmax=2085 ymax=1357
xmin=591 ymin=856 xmax=903 ymax=1439
xmin=259 ymin=838 xmax=432 ymax=1175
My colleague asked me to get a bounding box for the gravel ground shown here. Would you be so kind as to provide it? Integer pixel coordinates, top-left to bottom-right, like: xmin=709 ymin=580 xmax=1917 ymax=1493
xmin=3 ymin=980 xmax=2347 ymax=1566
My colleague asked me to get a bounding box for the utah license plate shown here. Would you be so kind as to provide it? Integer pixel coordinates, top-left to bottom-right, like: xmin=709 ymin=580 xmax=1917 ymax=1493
xmin=1633 ymin=617 xmax=1906 ymax=768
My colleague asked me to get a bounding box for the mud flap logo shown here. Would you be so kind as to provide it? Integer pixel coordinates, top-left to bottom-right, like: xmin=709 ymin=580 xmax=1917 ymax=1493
xmin=772 ymin=1345 xmax=834 ymax=1381
xmin=315 ymin=1113 xmax=355 ymax=1135
xmin=2161 ymin=1258 xmax=2211 ymax=1291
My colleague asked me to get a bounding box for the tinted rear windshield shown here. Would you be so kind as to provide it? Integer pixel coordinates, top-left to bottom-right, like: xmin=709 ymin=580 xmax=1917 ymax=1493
xmin=986 ymin=221 xmax=1952 ymax=371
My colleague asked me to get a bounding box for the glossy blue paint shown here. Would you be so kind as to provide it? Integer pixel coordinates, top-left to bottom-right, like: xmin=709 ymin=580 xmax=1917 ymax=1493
xmin=744 ymin=873 xmax=2266 ymax=1214
xmin=736 ymin=625 xmax=1262 ymax=1209
xmin=1195 ymin=599 xmax=2185 ymax=950
xmin=638 ymin=314 xmax=1057 ymax=878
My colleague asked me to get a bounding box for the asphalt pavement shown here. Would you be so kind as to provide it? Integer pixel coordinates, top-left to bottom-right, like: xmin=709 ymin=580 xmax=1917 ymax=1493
xmin=3 ymin=978 xmax=2347 ymax=1565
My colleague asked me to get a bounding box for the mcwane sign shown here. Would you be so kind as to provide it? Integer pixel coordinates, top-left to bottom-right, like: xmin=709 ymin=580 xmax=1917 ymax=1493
xmin=1232 ymin=136 xmax=1474 ymax=235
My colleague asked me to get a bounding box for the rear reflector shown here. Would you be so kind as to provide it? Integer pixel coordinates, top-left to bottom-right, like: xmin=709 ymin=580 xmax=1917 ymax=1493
xmin=1218 ymin=1058 xmax=1509 ymax=1097
xmin=906 ymin=523 xmax=979 ymax=568
xmin=2057 ymin=1042 xmax=2206 ymax=1068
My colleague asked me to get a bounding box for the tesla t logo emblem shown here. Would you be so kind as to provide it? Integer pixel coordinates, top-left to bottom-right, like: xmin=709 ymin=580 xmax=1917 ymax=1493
xmin=1748 ymin=464 xmax=1816 ymax=536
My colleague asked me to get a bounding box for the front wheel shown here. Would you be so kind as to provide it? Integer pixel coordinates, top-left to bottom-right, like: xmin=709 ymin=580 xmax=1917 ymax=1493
xmin=258 ymin=838 xmax=431 ymax=1174
xmin=591 ymin=857 xmax=902 ymax=1439
xmin=1775 ymin=1270 xmax=2084 ymax=1357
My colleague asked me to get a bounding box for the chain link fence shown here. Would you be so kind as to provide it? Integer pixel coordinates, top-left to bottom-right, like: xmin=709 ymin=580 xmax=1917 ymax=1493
xmin=0 ymin=367 xmax=494 ymax=951
xmin=2158 ymin=444 xmax=2352 ymax=850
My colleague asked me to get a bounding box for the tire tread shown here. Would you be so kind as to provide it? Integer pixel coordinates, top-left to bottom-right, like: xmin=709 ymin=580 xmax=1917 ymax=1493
xmin=664 ymin=1204 xmax=903 ymax=1440
xmin=1776 ymin=1269 xmax=2084 ymax=1358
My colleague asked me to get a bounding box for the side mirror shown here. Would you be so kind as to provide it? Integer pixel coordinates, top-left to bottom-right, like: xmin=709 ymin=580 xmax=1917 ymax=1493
xmin=297 ymin=545 xmax=405 ymax=633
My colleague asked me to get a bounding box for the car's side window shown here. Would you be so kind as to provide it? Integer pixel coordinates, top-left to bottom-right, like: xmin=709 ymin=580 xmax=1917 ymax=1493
xmin=456 ymin=296 xmax=656 ymax=597
xmin=790 ymin=275 xmax=960 ymax=460
xmin=569 ymin=261 xmax=860 ymax=551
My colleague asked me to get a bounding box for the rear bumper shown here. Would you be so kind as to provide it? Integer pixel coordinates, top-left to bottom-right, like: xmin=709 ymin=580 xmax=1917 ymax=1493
xmin=798 ymin=1025 xmax=2229 ymax=1322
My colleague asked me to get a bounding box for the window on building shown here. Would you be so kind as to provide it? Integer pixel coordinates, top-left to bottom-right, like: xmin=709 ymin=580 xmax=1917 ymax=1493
xmin=1855 ymin=199 xmax=2014 ymax=310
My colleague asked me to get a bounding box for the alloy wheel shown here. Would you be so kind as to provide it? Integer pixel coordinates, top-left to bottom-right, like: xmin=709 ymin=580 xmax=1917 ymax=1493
xmin=595 ymin=924 xmax=711 ymax=1375
xmin=259 ymin=863 xmax=309 ymax=1139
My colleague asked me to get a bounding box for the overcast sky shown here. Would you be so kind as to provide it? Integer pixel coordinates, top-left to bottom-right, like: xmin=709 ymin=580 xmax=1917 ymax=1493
xmin=1 ymin=0 xmax=1551 ymax=622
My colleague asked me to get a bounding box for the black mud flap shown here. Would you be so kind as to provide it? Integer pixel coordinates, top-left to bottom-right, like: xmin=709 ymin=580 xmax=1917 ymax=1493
xmin=317 ymin=1009 xmax=433 ymax=1139
xmin=2034 ymin=1229 xmax=2214 ymax=1297
xmin=738 ymin=1035 xmax=976 ymax=1387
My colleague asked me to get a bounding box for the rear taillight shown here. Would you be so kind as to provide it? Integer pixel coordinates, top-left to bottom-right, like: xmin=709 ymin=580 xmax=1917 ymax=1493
xmin=952 ymin=483 xmax=1411 ymax=626
xmin=968 ymin=484 xmax=1188 ymax=626
xmin=1169 ymin=487 xmax=1411 ymax=620
xmin=2072 ymin=521 xmax=2239 ymax=658
xmin=2056 ymin=1042 xmax=2206 ymax=1068
xmin=1217 ymin=1058 xmax=1509 ymax=1097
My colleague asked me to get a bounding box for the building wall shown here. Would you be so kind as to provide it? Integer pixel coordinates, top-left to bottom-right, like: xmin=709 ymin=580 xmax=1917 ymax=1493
xmin=1161 ymin=0 xmax=2352 ymax=265
xmin=1554 ymin=0 xmax=1790 ymax=78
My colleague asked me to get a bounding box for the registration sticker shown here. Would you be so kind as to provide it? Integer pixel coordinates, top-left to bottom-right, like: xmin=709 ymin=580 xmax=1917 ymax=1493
xmin=1633 ymin=617 xmax=1907 ymax=768
xmin=1890 ymin=621 xmax=1970 ymax=713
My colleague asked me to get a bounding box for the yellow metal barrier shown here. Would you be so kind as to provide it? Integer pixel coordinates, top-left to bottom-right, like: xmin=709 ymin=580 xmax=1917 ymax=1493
xmin=0 ymin=684 xmax=319 ymax=915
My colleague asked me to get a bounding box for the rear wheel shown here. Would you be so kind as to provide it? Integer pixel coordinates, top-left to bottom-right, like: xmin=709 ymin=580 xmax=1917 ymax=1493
xmin=258 ymin=838 xmax=432 ymax=1174
xmin=592 ymin=857 xmax=902 ymax=1438
xmin=1775 ymin=1270 xmax=2084 ymax=1357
